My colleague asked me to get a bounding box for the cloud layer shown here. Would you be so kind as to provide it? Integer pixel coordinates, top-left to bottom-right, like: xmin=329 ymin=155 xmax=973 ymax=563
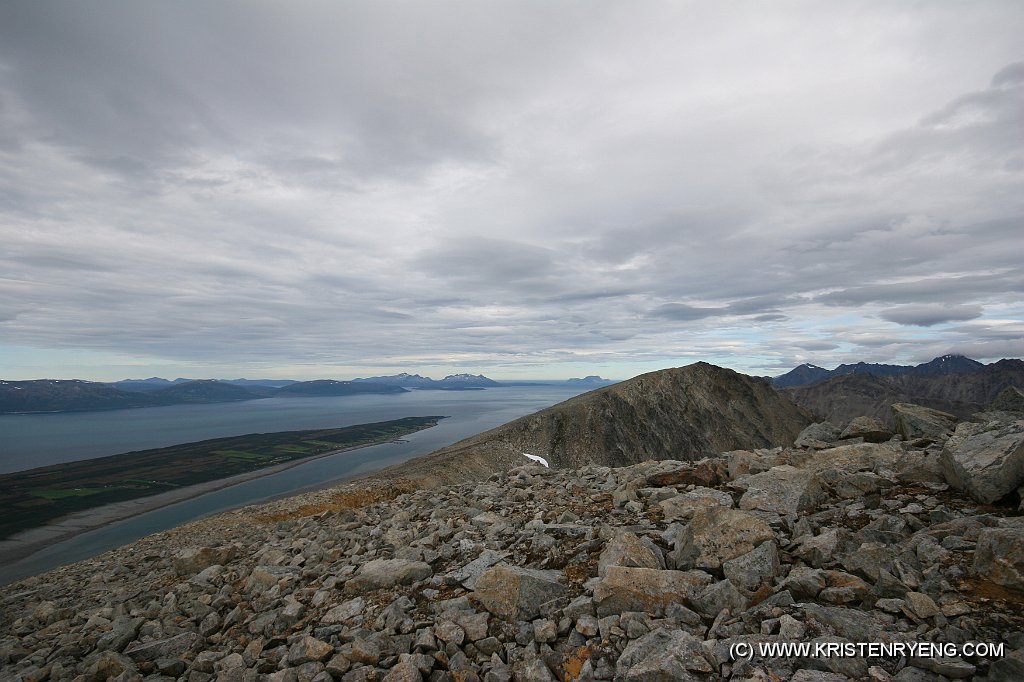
xmin=1 ymin=2 xmax=1022 ymax=380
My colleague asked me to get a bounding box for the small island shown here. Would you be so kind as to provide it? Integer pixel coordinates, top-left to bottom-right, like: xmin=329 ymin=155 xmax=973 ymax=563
xmin=0 ymin=415 xmax=445 ymax=540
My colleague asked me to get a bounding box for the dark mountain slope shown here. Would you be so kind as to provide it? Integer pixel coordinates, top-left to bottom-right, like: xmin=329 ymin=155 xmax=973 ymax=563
xmin=0 ymin=380 xmax=157 ymax=414
xmin=388 ymin=362 xmax=812 ymax=485
xmin=784 ymin=359 xmax=1024 ymax=426
xmin=147 ymin=380 xmax=272 ymax=403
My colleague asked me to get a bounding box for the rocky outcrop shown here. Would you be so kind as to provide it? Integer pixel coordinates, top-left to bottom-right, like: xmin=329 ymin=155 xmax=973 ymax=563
xmin=794 ymin=421 xmax=842 ymax=449
xmin=891 ymin=402 xmax=957 ymax=445
xmin=839 ymin=415 xmax=893 ymax=443
xmin=1 ymin=428 xmax=1022 ymax=680
xmin=941 ymin=415 xmax=1024 ymax=503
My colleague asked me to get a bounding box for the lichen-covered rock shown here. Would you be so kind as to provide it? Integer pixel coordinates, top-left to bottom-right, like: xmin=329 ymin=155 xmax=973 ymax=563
xmin=738 ymin=465 xmax=827 ymax=515
xmin=973 ymin=526 xmax=1024 ymax=589
xmin=592 ymin=566 xmax=713 ymax=616
xmin=344 ymin=559 xmax=433 ymax=593
xmin=471 ymin=565 xmax=566 ymax=620
xmin=941 ymin=416 xmax=1024 ymax=503
xmin=615 ymin=628 xmax=713 ymax=680
xmin=723 ymin=540 xmax=779 ymax=593
xmin=670 ymin=506 xmax=775 ymax=570
xmin=597 ymin=530 xmax=664 ymax=576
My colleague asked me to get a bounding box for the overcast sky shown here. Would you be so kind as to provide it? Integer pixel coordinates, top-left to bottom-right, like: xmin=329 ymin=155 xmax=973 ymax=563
xmin=1 ymin=1 xmax=1022 ymax=381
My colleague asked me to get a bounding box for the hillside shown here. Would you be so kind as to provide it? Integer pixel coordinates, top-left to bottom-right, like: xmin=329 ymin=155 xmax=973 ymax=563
xmin=784 ymin=359 xmax=1024 ymax=426
xmin=0 ymin=380 xmax=158 ymax=414
xmin=382 ymin=363 xmax=812 ymax=487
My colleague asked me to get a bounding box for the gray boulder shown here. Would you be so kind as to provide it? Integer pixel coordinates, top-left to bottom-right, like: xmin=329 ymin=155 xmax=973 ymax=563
xmin=795 ymin=422 xmax=842 ymax=449
xmin=940 ymin=416 xmax=1024 ymax=503
xmin=593 ymin=566 xmax=713 ymax=617
xmin=723 ymin=540 xmax=780 ymax=593
xmin=738 ymin=465 xmax=827 ymax=516
xmin=840 ymin=416 xmax=893 ymax=443
xmin=891 ymin=403 xmax=957 ymax=444
xmin=123 ymin=633 xmax=199 ymax=662
xmin=344 ymin=559 xmax=432 ymax=593
xmin=471 ymin=565 xmax=566 ymax=620
xmin=597 ymin=531 xmax=664 ymax=577
xmin=615 ymin=628 xmax=714 ymax=680
xmin=973 ymin=526 xmax=1024 ymax=589
xmin=659 ymin=487 xmax=732 ymax=521
xmin=670 ymin=506 xmax=776 ymax=570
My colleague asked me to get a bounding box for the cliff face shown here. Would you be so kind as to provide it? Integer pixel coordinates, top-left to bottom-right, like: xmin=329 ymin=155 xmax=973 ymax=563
xmin=395 ymin=363 xmax=811 ymax=484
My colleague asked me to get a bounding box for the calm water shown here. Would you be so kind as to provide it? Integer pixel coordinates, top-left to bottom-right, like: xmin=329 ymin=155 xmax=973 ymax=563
xmin=0 ymin=386 xmax=584 ymax=584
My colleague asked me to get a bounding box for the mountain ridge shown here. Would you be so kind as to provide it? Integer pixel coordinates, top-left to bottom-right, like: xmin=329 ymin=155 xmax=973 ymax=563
xmin=773 ymin=354 xmax=989 ymax=388
xmin=783 ymin=358 xmax=1024 ymax=426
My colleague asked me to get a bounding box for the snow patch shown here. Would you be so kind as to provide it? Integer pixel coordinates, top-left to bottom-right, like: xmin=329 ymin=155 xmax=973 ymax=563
xmin=522 ymin=452 xmax=549 ymax=467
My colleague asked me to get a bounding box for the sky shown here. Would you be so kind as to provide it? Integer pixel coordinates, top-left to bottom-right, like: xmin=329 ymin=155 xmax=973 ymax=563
xmin=1 ymin=1 xmax=1023 ymax=382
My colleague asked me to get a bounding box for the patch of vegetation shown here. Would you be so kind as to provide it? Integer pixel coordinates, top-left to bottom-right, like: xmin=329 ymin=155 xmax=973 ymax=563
xmin=0 ymin=416 xmax=444 ymax=540
xmin=30 ymin=487 xmax=111 ymax=500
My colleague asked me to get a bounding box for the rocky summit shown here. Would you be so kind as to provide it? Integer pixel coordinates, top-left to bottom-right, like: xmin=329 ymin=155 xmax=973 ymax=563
xmin=3 ymin=402 xmax=1024 ymax=682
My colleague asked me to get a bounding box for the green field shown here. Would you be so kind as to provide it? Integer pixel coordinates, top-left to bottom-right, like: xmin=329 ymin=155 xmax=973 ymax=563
xmin=0 ymin=416 xmax=444 ymax=540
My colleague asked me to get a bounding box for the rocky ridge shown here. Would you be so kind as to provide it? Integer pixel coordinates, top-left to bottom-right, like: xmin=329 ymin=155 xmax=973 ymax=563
xmin=782 ymin=360 xmax=1024 ymax=428
xmin=414 ymin=362 xmax=811 ymax=476
xmin=2 ymin=402 xmax=1023 ymax=681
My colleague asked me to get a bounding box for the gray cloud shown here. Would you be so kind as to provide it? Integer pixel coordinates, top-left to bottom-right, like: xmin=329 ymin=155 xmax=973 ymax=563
xmin=1 ymin=2 xmax=1022 ymax=379
xmin=879 ymin=304 xmax=983 ymax=327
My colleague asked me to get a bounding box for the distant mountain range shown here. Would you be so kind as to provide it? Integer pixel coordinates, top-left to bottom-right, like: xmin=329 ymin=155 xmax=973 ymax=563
xmin=776 ymin=355 xmax=1024 ymax=426
xmin=772 ymin=354 xmax=985 ymax=388
xmin=0 ymin=378 xmax=404 ymax=414
xmin=565 ymin=375 xmax=617 ymax=387
xmin=352 ymin=373 xmax=502 ymax=389
xmin=0 ymin=372 xmax=514 ymax=414
xmin=107 ymin=377 xmax=295 ymax=392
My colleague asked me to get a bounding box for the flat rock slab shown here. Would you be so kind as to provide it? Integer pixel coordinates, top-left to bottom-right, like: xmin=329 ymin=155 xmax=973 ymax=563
xmin=344 ymin=559 xmax=432 ymax=593
xmin=593 ymin=566 xmax=713 ymax=616
xmin=471 ymin=564 xmax=566 ymax=620
xmin=124 ymin=633 xmax=199 ymax=662
xmin=171 ymin=545 xmax=236 ymax=576
xmin=447 ymin=549 xmax=508 ymax=590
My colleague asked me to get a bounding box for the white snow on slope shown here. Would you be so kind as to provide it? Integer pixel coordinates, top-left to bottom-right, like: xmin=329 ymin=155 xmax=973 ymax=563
xmin=522 ymin=452 xmax=549 ymax=467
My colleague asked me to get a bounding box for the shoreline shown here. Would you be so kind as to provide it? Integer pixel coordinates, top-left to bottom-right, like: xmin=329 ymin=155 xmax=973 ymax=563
xmin=0 ymin=431 xmax=429 ymax=573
